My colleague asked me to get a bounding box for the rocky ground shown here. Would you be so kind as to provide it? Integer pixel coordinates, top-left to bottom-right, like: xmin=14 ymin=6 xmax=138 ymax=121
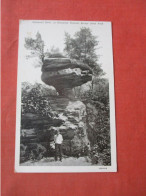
xmin=20 ymin=156 xmax=102 ymax=166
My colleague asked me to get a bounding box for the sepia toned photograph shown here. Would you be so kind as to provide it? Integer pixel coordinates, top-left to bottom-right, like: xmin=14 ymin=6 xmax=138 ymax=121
xmin=15 ymin=20 xmax=117 ymax=172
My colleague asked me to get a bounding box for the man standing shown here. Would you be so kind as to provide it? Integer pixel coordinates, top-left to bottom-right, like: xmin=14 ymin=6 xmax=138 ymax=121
xmin=54 ymin=130 xmax=63 ymax=161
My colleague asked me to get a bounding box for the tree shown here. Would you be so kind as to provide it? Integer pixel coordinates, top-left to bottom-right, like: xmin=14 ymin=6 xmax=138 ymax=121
xmin=45 ymin=46 xmax=65 ymax=58
xmin=25 ymin=32 xmax=45 ymax=64
xmin=64 ymin=28 xmax=103 ymax=76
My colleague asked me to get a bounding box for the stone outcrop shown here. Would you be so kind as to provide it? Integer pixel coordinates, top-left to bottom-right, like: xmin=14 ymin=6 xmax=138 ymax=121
xmin=21 ymin=96 xmax=90 ymax=158
xmin=41 ymin=58 xmax=92 ymax=95
xmin=48 ymin=98 xmax=89 ymax=155
xmin=20 ymin=58 xmax=93 ymax=162
xmin=41 ymin=58 xmax=93 ymax=155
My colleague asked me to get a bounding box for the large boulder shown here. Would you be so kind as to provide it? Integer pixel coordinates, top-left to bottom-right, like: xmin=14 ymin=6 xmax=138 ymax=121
xmin=41 ymin=58 xmax=92 ymax=95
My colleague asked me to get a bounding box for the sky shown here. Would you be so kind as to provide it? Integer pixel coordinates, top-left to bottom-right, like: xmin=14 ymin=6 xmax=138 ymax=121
xmin=18 ymin=20 xmax=113 ymax=84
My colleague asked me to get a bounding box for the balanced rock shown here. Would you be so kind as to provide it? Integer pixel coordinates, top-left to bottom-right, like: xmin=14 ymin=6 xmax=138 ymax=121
xmin=41 ymin=58 xmax=92 ymax=95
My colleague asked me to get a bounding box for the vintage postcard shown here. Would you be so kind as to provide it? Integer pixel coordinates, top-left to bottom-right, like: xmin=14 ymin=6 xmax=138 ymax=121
xmin=15 ymin=20 xmax=117 ymax=172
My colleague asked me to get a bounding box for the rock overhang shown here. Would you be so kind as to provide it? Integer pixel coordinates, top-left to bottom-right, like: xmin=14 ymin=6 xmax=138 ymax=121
xmin=42 ymin=58 xmax=93 ymax=73
xmin=41 ymin=58 xmax=93 ymax=93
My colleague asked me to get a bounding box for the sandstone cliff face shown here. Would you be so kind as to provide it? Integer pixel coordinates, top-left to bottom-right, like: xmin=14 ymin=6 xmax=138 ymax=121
xmin=49 ymin=98 xmax=89 ymax=155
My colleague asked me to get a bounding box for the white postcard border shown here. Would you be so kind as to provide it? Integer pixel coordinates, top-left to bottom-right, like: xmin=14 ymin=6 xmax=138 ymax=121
xmin=15 ymin=20 xmax=117 ymax=173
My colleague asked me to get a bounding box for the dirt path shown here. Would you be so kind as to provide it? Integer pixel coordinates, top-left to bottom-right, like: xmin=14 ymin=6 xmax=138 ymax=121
xmin=21 ymin=156 xmax=101 ymax=166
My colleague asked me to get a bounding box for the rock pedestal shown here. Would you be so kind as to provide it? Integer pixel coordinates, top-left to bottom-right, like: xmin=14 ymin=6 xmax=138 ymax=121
xmin=41 ymin=58 xmax=93 ymax=155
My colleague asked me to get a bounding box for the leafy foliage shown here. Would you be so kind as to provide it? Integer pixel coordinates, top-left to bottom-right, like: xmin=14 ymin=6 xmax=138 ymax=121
xmin=85 ymin=81 xmax=111 ymax=165
xmin=74 ymin=78 xmax=111 ymax=165
xmin=20 ymin=143 xmax=47 ymax=163
xmin=64 ymin=28 xmax=103 ymax=75
xmin=45 ymin=46 xmax=65 ymax=58
xmin=25 ymin=32 xmax=65 ymax=66
xmin=25 ymin=32 xmax=45 ymax=64
xmin=21 ymin=82 xmax=57 ymax=117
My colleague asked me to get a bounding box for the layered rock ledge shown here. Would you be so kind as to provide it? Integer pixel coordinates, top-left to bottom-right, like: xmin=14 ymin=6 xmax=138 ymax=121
xmin=41 ymin=58 xmax=92 ymax=95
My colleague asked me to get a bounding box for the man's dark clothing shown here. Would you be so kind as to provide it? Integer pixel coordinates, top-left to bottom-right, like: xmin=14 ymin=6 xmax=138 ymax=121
xmin=55 ymin=144 xmax=62 ymax=161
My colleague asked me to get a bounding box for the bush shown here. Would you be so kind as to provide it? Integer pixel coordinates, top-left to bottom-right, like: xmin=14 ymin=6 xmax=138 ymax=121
xmin=20 ymin=144 xmax=28 ymax=163
xmin=90 ymin=144 xmax=111 ymax=165
xmin=20 ymin=143 xmax=47 ymax=162
xmin=99 ymin=148 xmax=111 ymax=166
xmin=29 ymin=144 xmax=47 ymax=161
